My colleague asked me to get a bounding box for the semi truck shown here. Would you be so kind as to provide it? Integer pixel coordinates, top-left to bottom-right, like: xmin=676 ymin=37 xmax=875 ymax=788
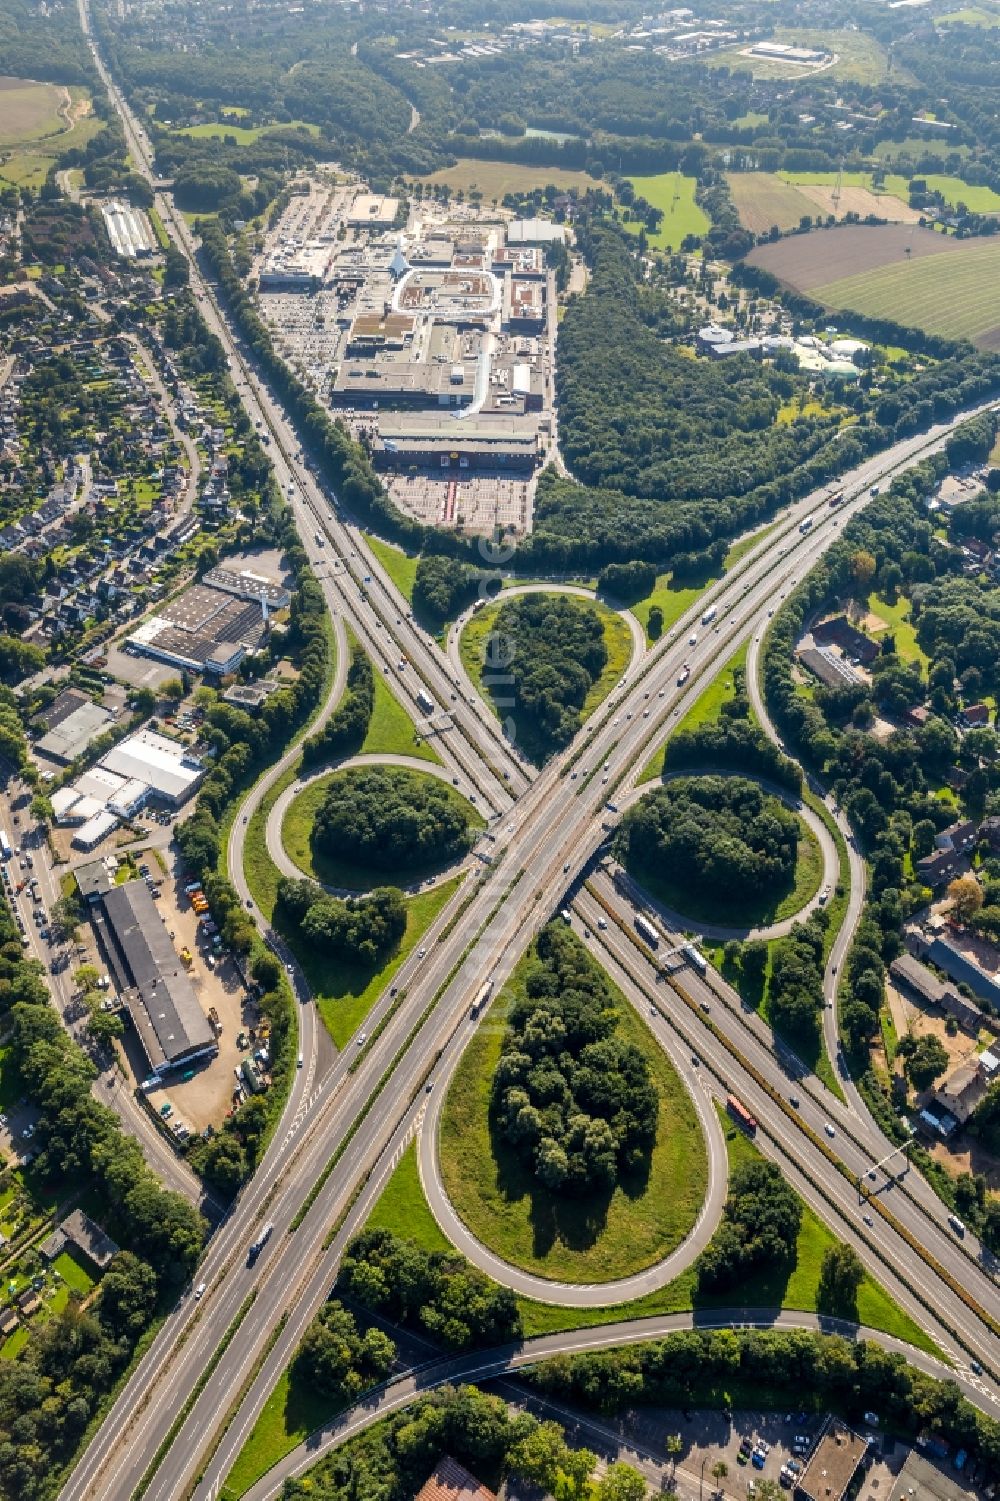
xmin=469 ymin=977 xmax=493 ymax=1016
xmin=248 ymin=1222 xmax=274 ymax=1263
xmin=635 ymin=913 xmax=659 ymax=949
xmin=701 ymin=605 xmax=717 ymax=626
xmin=684 ymin=942 xmax=707 ymax=974
xmin=799 ymin=517 xmax=813 ymax=534
xmin=0 ymin=831 xmax=10 ymax=861
xmin=416 ymin=689 xmax=435 ymax=715
xmin=727 ymin=1095 xmax=758 ymax=1135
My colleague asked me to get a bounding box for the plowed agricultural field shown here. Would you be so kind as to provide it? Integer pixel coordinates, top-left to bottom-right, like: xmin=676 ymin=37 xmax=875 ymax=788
xmin=746 ymin=225 xmax=1000 ymax=347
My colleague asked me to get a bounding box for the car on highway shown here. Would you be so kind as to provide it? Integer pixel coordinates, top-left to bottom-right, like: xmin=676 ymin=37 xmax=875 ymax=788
xmin=823 ymin=1122 xmax=835 ymax=1138
xmin=863 ymin=1214 xmax=874 ymax=1227
xmin=688 ymin=633 xmax=697 ymax=645
xmin=194 ymin=1282 xmax=206 ymax=1300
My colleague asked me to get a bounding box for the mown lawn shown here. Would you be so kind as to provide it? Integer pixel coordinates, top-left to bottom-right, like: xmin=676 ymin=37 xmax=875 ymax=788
xmin=364 ymin=535 xmax=419 ymax=602
xmin=366 ymin=1142 xmax=451 ymax=1251
xmin=619 ymin=172 xmax=708 ymax=250
xmin=438 ymin=953 xmax=708 ymax=1282
xmin=864 ymin=590 xmax=929 ymax=667
xmin=221 ymin=1366 xmax=335 ymax=1501
xmin=362 ymin=669 xmax=441 ymax=764
xmin=641 ymin=641 xmax=753 ymax=784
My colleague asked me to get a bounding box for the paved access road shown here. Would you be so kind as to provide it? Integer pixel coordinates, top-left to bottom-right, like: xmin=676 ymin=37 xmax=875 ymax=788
xmin=236 ymin=1308 xmax=975 ymax=1501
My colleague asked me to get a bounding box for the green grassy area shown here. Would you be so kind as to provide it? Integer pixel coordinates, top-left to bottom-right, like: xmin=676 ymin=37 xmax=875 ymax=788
xmin=364 ymin=534 xmax=419 ymax=602
xmin=864 ymin=591 xmax=929 ymax=667
xmin=221 ymin=1364 xmax=334 ymax=1501
xmin=174 ymin=119 xmax=319 ymax=144
xmin=624 ymin=801 xmax=824 ymax=931
xmin=460 ymin=592 xmax=633 ymax=752
xmin=365 ymin=1107 xmax=937 ymax=1351
xmin=811 ymin=239 xmax=1000 ymax=346
xmin=362 ymin=669 xmax=442 ymax=764
xmin=937 ymin=4 xmax=1000 ymax=22
xmin=367 ymin=1142 xmax=451 ymax=1250
xmin=619 ymin=172 xmax=709 ymax=250
xmin=630 ymin=525 xmax=778 ymax=646
xmin=280 ymin=766 xmax=483 ymax=892
xmin=640 ymin=641 xmax=754 ymax=785
xmin=52 ymin=1248 xmax=96 ymax=1295
xmin=438 ymin=954 xmax=708 ymax=1282
xmin=0 ymin=77 xmax=66 ymax=147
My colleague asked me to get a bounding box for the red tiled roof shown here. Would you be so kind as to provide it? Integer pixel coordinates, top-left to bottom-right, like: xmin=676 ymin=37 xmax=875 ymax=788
xmin=414 ymin=1455 xmax=497 ymax=1501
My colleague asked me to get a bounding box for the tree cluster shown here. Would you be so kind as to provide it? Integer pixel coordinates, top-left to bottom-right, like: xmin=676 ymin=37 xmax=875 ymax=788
xmin=616 ymin=776 xmax=799 ymax=903
xmin=697 ymin=1160 xmax=801 ymax=1294
xmin=303 ymin=645 xmax=374 ymax=767
xmin=527 ymin=1325 xmax=1000 ymax=1471
xmin=275 ymin=877 xmax=406 ymax=967
xmin=339 ymin=1229 xmax=520 ymax=1351
xmin=413 ymin=555 xmax=485 ymax=625
xmin=313 ymin=767 xmax=474 ymax=872
xmin=491 ymin=923 xmax=658 ymax=1197
xmin=293 ymin=1300 xmax=395 ymax=1402
xmin=482 ymin=593 xmax=607 ymax=760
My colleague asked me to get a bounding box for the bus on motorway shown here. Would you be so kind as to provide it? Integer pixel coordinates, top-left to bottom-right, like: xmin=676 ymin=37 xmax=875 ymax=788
xmin=0 ymin=831 xmax=10 ymax=861
xmin=635 ymin=913 xmax=659 ymax=948
xmin=727 ymin=1095 xmax=758 ymax=1135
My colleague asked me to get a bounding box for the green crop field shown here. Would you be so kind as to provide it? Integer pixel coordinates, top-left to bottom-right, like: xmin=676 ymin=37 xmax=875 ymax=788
xmin=812 ymin=238 xmax=1000 ymax=346
xmin=621 ymin=172 xmax=708 ymax=249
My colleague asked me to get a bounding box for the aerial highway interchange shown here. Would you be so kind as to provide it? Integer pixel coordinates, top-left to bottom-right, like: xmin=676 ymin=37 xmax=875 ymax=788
xmin=50 ymin=6 xmax=1000 ymax=1499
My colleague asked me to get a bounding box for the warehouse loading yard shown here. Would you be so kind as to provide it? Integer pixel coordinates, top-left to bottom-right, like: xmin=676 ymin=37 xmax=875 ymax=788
xmin=254 ymin=175 xmax=562 ymax=534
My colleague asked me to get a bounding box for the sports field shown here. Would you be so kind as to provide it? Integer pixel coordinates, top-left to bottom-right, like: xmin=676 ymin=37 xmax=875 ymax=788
xmin=748 ymin=224 xmax=1000 ymax=347
xmin=620 ymin=171 xmax=708 ymax=248
xmin=421 ymin=157 xmax=601 ymax=200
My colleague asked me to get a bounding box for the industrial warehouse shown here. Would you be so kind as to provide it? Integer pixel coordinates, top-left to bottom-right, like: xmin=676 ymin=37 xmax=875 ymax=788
xmin=97 ymin=879 xmax=217 ymax=1076
xmin=125 ymin=564 xmax=289 ymax=676
xmin=50 ymin=726 xmax=208 ymax=849
xmin=101 ymin=200 xmax=157 ymax=259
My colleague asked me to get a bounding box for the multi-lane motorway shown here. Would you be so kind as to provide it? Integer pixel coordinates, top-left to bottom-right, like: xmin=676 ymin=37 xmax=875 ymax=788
xmin=60 ymin=5 xmax=1000 ymax=1497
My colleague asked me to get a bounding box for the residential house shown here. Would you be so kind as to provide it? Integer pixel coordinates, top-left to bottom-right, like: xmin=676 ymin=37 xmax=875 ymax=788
xmin=934 ymin=820 xmax=979 ymax=855
xmin=890 ymin=951 xmax=985 ymax=1034
xmin=959 ymin=703 xmax=990 ymax=728
xmin=813 ymin=614 xmax=880 ymax=666
xmin=932 ymin=1057 xmax=988 ymax=1124
xmin=905 ymin=705 xmax=931 ymax=729
xmin=914 ymin=848 xmax=971 ymax=888
xmin=414 ymin=1457 xmax=497 ymax=1501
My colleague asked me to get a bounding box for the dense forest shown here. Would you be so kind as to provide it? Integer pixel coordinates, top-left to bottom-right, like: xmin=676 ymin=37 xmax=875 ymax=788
xmin=698 ymin=1160 xmax=801 ymax=1293
xmin=491 ymin=924 xmax=658 ymax=1197
xmin=616 ymin=775 xmax=800 ymax=904
xmin=480 ymin=593 xmax=607 ymax=760
xmin=312 ymin=767 xmax=476 ymax=872
xmin=275 ymin=877 xmax=407 ymax=966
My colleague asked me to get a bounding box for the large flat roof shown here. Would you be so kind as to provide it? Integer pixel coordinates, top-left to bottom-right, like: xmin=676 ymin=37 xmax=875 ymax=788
xmin=102 ymin=879 xmax=215 ymax=1072
xmin=36 ymin=700 xmax=113 ymax=763
xmin=101 ymin=729 xmax=205 ymax=803
xmin=798 ymin=1421 xmax=867 ymax=1501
